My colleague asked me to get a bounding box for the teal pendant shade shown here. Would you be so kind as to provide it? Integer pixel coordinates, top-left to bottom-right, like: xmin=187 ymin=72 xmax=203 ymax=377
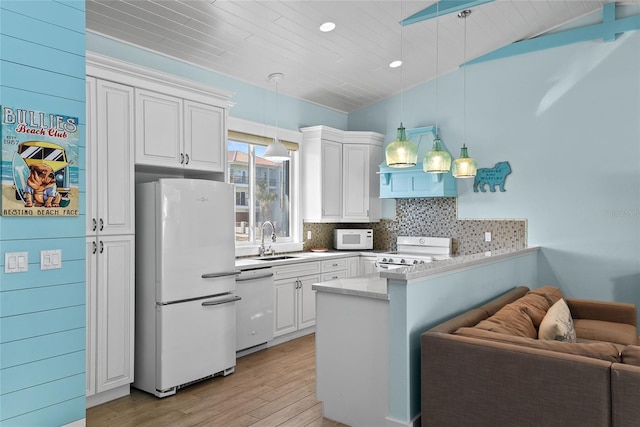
xmin=423 ymin=137 xmax=452 ymax=173
xmin=451 ymin=144 xmax=477 ymax=178
xmin=385 ymin=123 xmax=418 ymax=168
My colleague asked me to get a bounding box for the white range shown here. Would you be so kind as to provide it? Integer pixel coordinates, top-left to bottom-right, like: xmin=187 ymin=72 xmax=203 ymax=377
xmin=375 ymin=236 xmax=453 ymax=271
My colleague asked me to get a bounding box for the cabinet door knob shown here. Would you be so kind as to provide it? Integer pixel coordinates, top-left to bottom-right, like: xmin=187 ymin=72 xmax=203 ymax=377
xmin=92 ymin=218 xmax=97 ymax=231
xmin=92 ymin=241 xmax=97 ymax=254
xmin=180 ymin=153 xmax=185 ymax=164
xmin=185 ymin=153 xmax=190 ymax=165
xmin=99 ymin=218 xmax=104 ymax=231
xmin=99 ymin=241 xmax=104 ymax=253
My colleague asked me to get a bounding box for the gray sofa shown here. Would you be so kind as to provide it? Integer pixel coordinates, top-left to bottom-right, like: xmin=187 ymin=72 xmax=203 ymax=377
xmin=421 ymin=286 xmax=640 ymax=427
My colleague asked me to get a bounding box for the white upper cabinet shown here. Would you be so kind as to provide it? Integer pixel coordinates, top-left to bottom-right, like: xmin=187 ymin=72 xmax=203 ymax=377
xmin=320 ymin=140 xmax=343 ymax=220
xmin=86 ymin=78 xmax=135 ymax=236
xmin=184 ymin=100 xmax=225 ymax=172
xmin=135 ymin=89 xmax=183 ymax=169
xmin=134 ymin=90 xmax=226 ymax=173
xmin=300 ymin=126 xmax=383 ymax=223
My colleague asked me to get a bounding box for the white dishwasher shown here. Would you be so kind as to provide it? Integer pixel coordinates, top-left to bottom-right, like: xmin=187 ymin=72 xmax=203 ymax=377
xmin=235 ymin=267 xmax=275 ymax=351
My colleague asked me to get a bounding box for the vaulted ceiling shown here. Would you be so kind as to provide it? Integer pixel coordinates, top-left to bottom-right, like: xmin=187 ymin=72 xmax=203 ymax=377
xmin=87 ymin=1 xmax=625 ymax=113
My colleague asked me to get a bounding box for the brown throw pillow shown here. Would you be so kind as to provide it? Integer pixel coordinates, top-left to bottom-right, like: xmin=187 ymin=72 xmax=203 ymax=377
xmin=475 ymin=302 xmax=537 ymax=338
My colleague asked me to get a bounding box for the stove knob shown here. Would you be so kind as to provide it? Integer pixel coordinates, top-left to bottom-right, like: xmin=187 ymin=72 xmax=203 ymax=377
xmin=400 ymin=259 xmax=406 ymax=264
xmin=419 ymin=260 xmax=425 ymax=264
xmin=388 ymin=258 xmax=394 ymax=263
xmin=381 ymin=258 xmax=387 ymax=262
xmin=413 ymin=260 xmax=419 ymax=264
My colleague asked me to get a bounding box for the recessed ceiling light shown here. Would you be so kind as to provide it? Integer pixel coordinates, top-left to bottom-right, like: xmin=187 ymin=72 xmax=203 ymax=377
xmin=389 ymin=60 xmax=403 ymax=68
xmin=320 ymin=22 xmax=336 ymax=32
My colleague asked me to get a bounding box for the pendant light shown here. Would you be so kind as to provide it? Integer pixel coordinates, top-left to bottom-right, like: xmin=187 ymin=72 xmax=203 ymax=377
xmin=385 ymin=0 xmax=418 ymax=168
xmin=451 ymin=10 xmax=477 ymax=179
xmin=423 ymin=2 xmax=452 ymax=174
xmin=264 ymin=72 xmax=290 ymax=161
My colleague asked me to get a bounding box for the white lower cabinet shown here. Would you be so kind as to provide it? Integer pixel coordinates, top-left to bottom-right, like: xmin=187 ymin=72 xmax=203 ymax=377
xmin=86 ymin=235 xmax=135 ymax=406
xmin=320 ymin=256 xmax=360 ymax=281
xmin=273 ymin=261 xmax=321 ymax=337
xmin=360 ymin=255 xmax=378 ymax=276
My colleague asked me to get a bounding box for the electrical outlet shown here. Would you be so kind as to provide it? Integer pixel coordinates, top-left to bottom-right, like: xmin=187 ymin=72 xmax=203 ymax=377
xmin=484 ymin=232 xmax=492 ymax=242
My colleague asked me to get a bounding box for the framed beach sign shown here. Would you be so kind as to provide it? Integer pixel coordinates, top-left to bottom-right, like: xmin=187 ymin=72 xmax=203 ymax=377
xmin=1 ymin=105 xmax=80 ymax=216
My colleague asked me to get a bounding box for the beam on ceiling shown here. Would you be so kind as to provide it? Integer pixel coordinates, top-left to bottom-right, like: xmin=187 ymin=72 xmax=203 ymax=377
xmin=401 ymin=0 xmax=494 ymax=26
xmin=466 ymin=3 xmax=639 ymax=66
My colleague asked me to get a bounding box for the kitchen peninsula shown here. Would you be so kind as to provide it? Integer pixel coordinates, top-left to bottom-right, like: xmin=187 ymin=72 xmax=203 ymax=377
xmin=313 ymin=247 xmax=540 ymax=427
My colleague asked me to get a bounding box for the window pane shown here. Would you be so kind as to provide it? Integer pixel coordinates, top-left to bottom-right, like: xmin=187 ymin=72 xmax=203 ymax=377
xmin=228 ymin=137 xmax=292 ymax=246
xmin=255 ymin=145 xmax=290 ymax=242
xmin=228 ymin=140 xmax=250 ymax=242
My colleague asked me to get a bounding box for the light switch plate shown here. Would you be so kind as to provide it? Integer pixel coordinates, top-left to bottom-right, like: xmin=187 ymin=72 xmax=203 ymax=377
xmin=41 ymin=249 xmax=62 ymax=270
xmin=5 ymin=252 xmax=28 ymax=273
xmin=484 ymin=232 xmax=492 ymax=242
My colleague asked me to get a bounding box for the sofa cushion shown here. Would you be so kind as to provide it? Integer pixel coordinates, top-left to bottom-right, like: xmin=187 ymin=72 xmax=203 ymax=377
xmin=574 ymin=319 xmax=639 ymax=346
xmin=514 ymin=291 xmax=553 ymax=328
xmin=474 ymin=302 xmax=537 ymax=338
xmin=477 ymin=286 xmax=530 ymax=316
xmin=428 ymin=308 xmax=488 ymax=334
xmin=621 ymin=345 xmax=640 ymax=367
xmin=455 ymin=327 xmax=621 ymax=363
xmin=539 ymin=298 xmax=577 ymax=342
xmin=527 ymin=285 xmax=564 ymax=306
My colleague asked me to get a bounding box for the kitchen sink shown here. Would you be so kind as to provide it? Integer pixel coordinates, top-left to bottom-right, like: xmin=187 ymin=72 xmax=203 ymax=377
xmin=255 ymin=255 xmax=299 ymax=261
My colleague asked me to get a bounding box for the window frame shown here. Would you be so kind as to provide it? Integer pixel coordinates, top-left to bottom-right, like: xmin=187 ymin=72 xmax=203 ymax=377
xmin=227 ymin=117 xmax=302 ymax=256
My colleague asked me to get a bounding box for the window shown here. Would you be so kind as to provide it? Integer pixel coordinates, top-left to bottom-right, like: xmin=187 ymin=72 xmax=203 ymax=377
xmin=227 ymin=131 xmax=297 ymax=245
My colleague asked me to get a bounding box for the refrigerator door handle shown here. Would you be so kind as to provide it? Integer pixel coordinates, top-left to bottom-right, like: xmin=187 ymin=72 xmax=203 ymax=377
xmin=202 ymin=295 xmax=241 ymax=306
xmin=235 ymin=272 xmax=274 ymax=282
xmin=201 ymin=271 xmax=241 ymax=279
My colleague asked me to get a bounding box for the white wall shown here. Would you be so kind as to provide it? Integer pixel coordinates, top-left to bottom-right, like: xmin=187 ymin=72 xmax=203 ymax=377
xmin=350 ymin=30 xmax=640 ymax=309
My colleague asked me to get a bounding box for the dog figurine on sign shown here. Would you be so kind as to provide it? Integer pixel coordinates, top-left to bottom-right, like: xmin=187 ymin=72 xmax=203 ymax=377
xmin=473 ymin=161 xmax=511 ymax=193
xmin=24 ymin=163 xmax=62 ymax=207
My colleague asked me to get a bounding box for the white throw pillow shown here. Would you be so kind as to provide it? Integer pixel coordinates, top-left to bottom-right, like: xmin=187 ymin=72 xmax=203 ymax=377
xmin=538 ymin=298 xmax=577 ymax=343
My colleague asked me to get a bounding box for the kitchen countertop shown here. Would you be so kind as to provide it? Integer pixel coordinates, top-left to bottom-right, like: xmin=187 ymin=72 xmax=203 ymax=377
xmin=379 ymin=246 xmax=540 ymax=281
xmin=310 ymin=247 xmax=539 ymax=300
xmin=312 ymin=273 xmax=388 ymax=300
xmin=235 ymin=250 xmax=369 ymax=269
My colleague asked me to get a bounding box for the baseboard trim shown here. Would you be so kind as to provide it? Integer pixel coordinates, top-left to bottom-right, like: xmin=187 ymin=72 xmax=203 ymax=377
xmin=86 ymin=384 xmax=131 ymax=408
xmin=386 ymin=413 xmax=421 ymax=427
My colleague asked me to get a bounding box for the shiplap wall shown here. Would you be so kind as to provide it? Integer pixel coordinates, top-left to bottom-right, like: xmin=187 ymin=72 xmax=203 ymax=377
xmin=0 ymin=1 xmax=86 ymax=425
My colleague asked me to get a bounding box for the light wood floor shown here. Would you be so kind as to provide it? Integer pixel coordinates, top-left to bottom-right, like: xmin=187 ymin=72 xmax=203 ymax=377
xmin=86 ymin=334 xmax=348 ymax=427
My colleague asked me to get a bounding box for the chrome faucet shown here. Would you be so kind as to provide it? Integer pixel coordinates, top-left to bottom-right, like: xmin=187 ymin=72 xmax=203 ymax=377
xmin=259 ymin=221 xmax=276 ymax=257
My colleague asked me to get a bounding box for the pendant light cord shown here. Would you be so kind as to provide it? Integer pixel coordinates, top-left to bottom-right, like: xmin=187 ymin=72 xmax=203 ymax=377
xmin=400 ymin=0 xmax=404 ymax=122
xmin=275 ymin=78 xmax=279 ymax=142
xmin=462 ymin=11 xmax=468 ymax=144
xmin=435 ymin=3 xmax=439 ymax=133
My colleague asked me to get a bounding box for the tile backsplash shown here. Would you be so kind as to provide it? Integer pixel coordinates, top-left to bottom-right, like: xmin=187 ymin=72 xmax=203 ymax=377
xmin=303 ymin=198 xmax=527 ymax=255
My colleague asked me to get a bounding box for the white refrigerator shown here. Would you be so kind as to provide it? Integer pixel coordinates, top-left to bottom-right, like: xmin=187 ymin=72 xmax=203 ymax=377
xmin=134 ymin=179 xmax=239 ymax=398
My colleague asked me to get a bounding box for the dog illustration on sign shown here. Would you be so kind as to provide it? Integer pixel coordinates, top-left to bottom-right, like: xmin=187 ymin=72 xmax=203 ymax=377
xmin=473 ymin=161 xmax=511 ymax=192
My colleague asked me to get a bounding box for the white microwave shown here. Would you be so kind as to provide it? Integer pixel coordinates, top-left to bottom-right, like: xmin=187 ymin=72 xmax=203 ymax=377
xmin=334 ymin=229 xmax=373 ymax=250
